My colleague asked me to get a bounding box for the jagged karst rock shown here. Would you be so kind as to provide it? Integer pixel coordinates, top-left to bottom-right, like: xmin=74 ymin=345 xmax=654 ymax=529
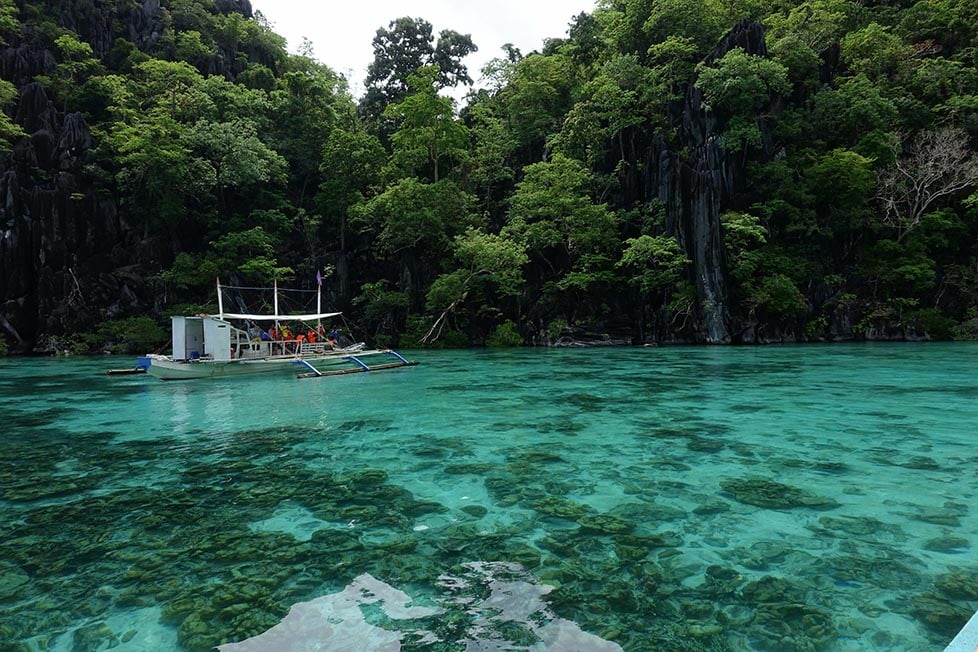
xmin=215 ymin=0 xmax=253 ymax=18
xmin=0 ymin=41 xmax=58 ymax=86
xmin=620 ymin=20 xmax=783 ymax=344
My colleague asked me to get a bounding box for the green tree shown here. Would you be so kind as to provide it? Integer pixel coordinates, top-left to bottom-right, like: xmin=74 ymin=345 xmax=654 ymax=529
xmin=763 ymin=0 xmax=854 ymax=52
xmin=505 ymin=154 xmax=619 ymax=316
xmin=107 ymin=112 xmax=214 ymax=236
xmin=268 ymin=61 xmax=347 ymax=206
xmin=464 ymin=99 xmax=517 ymax=215
xmin=498 ymin=53 xmax=575 ymax=157
xmin=644 ymin=0 xmax=725 ymax=57
xmin=806 ymin=148 xmax=875 ymax=256
xmin=360 ymin=16 xmax=476 ymax=123
xmin=316 ymin=127 xmax=386 ymax=250
xmin=126 ymin=59 xmax=211 ymax=122
xmin=186 ymin=118 xmax=287 ymax=216
xmin=722 ymin=211 xmax=808 ymax=322
xmin=506 ymin=154 xmax=617 ymax=261
xmin=163 ymin=227 xmax=292 ymax=289
xmin=0 ymin=79 xmax=25 ymax=149
xmin=423 ymin=228 xmax=528 ymax=342
xmin=617 ymin=234 xmax=689 ymax=296
xmin=554 ymin=54 xmax=663 ymax=165
xmin=840 ymin=23 xmax=913 ymax=82
xmin=695 ymin=48 xmax=790 ymax=151
xmin=354 ymin=177 xmax=476 ymax=259
xmin=809 ymin=74 xmax=898 ymax=151
xmin=384 ymin=66 xmax=469 ymax=182
xmin=0 ymin=0 xmax=19 ymax=46
xmin=37 ymin=33 xmax=103 ymax=109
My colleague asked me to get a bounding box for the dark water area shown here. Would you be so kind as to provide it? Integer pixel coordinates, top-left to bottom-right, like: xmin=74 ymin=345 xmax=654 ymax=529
xmin=1 ymin=344 xmax=976 ymax=650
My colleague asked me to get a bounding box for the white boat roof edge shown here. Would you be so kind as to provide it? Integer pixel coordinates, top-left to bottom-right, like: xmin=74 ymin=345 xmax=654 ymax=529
xmin=219 ymin=312 xmax=342 ymax=322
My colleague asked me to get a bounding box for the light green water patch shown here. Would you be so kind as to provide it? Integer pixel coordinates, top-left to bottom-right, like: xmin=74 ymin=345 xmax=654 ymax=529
xmin=1 ymin=345 xmax=977 ymax=650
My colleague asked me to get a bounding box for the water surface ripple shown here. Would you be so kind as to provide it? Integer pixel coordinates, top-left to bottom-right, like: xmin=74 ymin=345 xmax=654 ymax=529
xmin=1 ymin=344 xmax=976 ymax=651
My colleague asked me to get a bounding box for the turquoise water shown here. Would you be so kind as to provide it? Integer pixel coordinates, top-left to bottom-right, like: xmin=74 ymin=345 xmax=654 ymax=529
xmin=1 ymin=344 xmax=977 ymax=651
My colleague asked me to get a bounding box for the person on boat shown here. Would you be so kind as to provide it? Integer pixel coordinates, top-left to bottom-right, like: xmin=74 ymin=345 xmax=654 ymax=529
xmin=247 ymin=322 xmax=262 ymax=341
xmin=306 ymin=329 xmax=317 ymax=344
xmin=260 ymin=330 xmax=270 ymax=341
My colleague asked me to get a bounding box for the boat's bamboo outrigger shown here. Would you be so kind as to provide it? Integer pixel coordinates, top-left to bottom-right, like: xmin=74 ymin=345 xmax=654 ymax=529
xmin=295 ymin=350 xmax=418 ymax=379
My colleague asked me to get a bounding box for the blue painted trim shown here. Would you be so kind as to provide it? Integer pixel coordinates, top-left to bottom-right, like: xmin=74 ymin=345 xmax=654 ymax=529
xmin=293 ymin=359 xmax=322 ymax=376
xmin=346 ymin=355 xmax=369 ymax=370
xmin=386 ymin=350 xmax=409 ymax=364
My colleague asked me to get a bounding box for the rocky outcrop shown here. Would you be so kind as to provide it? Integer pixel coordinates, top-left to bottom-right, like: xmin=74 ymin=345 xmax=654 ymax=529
xmin=672 ymin=20 xmax=778 ymax=343
xmin=0 ymin=0 xmax=265 ymax=353
xmin=552 ymin=326 xmax=632 ymax=347
xmin=215 ymin=0 xmax=253 ymax=18
xmin=129 ymin=0 xmax=167 ymax=52
xmin=630 ymin=20 xmax=781 ymax=344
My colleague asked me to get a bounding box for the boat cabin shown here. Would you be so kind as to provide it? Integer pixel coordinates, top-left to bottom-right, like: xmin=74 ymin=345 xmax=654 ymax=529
xmin=171 ymin=316 xmax=246 ymax=362
xmin=170 ymin=315 xmax=336 ymax=361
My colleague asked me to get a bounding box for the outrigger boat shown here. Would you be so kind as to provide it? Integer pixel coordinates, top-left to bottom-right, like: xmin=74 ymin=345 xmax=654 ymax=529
xmin=144 ymin=279 xmax=416 ymax=381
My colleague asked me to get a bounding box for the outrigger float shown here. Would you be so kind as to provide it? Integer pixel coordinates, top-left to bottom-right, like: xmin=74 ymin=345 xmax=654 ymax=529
xmin=140 ymin=278 xmax=417 ymax=381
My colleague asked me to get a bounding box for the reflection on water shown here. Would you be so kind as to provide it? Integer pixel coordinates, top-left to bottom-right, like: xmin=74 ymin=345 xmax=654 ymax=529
xmin=1 ymin=346 xmax=977 ymax=651
xmin=220 ymin=563 xmax=623 ymax=652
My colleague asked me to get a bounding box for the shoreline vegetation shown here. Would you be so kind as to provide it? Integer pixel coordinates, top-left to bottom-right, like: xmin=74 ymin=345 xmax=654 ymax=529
xmin=2 ymin=2 xmax=978 ymax=353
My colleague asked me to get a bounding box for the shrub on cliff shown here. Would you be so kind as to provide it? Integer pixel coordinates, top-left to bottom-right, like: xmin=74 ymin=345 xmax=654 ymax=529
xmin=89 ymin=317 xmax=167 ymax=354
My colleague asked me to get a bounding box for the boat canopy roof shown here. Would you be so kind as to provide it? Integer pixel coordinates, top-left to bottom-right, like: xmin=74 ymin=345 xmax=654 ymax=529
xmin=220 ymin=311 xmax=341 ymax=322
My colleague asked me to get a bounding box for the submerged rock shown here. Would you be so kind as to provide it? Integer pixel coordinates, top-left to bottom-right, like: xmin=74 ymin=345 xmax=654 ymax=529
xmin=460 ymin=504 xmax=488 ymax=518
xmin=720 ymin=477 xmax=840 ymax=510
xmin=0 ymin=563 xmax=30 ymax=600
xmin=577 ymin=514 xmax=636 ymax=535
xmin=910 ymin=592 xmax=975 ymax=638
xmin=935 ymin=570 xmax=978 ymax=600
xmin=924 ymin=535 xmax=970 ymax=554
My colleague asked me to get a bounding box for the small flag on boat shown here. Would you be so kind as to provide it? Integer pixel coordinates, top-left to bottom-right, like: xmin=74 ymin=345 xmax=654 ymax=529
xmin=316 ymin=270 xmax=322 ymax=286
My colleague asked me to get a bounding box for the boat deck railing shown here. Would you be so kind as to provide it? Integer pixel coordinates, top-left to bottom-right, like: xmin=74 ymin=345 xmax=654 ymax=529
xmin=234 ymin=340 xmax=340 ymax=359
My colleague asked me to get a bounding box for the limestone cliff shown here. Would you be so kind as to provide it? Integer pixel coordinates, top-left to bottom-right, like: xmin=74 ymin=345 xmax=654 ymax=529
xmin=0 ymin=0 xmax=258 ymax=352
xmin=657 ymin=20 xmax=778 ymax=343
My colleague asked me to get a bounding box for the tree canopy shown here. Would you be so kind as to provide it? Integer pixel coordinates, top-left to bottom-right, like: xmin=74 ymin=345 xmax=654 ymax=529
xmin=4 ymin=0 xmax=978 ymax=351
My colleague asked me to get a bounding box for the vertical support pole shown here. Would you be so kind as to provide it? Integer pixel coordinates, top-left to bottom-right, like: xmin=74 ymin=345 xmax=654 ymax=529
xmin=274 ymin=279 xmax=279 ymax=320
xmin=217 ymin=277 xmax=224 ymax=319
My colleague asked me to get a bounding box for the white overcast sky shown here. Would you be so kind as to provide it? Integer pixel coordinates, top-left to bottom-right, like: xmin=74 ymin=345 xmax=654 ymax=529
xmin=249 ymin=1 xmax=598 ymax=98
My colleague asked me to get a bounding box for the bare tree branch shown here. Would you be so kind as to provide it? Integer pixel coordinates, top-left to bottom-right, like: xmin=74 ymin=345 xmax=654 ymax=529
xmin=877 ymin=126 xmax=978 ymax=241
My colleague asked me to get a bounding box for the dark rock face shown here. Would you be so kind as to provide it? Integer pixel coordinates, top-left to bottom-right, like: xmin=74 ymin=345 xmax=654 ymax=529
xmin=129 ymin=0 xmax=166 ymax=52
xmin=658 ymin=19 xmax=778 ymax=344
xmin=0 ymin=0 xmax=259 ymax=352
xmin=1 ymin=40 xmax=57 ymax=87
xmin=215 ymin=0 xmax=253 ymax=18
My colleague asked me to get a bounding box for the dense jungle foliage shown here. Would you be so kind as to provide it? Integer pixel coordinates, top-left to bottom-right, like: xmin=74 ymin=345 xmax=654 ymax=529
xmin=2 ymin=0 xmax=978 ymax=351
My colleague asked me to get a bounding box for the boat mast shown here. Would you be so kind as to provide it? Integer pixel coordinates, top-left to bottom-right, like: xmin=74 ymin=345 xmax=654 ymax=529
xmin=274 ymin=278 xmax=280 ymax=334
xmin=217 ymin=277 xmax=223 ymax=318
xmin=316 ymin=271 xmax=322 ymax=331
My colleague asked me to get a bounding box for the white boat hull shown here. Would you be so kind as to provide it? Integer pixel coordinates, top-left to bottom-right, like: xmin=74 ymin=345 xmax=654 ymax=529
xmin=146 ymin=348 xmax=385 ymax=381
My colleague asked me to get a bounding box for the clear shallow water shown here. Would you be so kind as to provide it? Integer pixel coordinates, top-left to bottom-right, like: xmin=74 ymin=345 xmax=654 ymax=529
xmin=1 ymin=344 xmax=977 ymax=651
